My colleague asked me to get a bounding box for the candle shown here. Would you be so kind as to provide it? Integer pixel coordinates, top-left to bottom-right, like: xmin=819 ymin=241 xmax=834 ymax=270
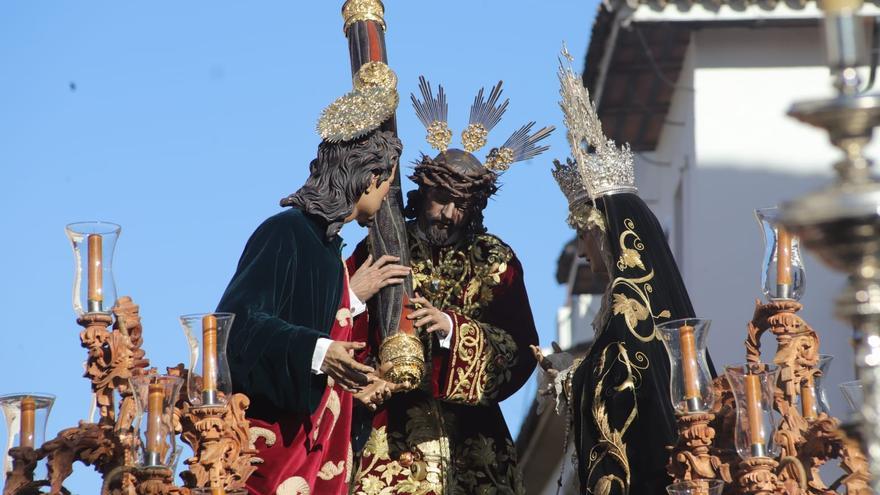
xmin=776 ymin=227 xmax=792 ymax=299
xmin=202 ymin=314 xmax=218 ymax=405
xmin=745 ymin=373 xmax=767 ymax=457
xmin=801 ymin=377 xmax=818 ymax=420
xmin=88 ymin=234 xmax=103 ymax=312
xmin=146 ymin=382 xmax=164 ymax=466
xmin=19 ymin=397 xmax=35 ymax=449
xmin=679 ymin=324 xmax=702 ymax=412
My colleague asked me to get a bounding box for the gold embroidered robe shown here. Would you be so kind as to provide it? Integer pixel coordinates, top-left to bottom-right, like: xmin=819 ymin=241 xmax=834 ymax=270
xmin=345 ymin=224 xmax=539 ymax=495
xmin=567 ymin=195 xmax=708 ymax=495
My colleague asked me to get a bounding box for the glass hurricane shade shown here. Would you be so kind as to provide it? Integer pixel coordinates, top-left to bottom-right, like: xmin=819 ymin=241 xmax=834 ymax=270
xmin=725 ymin=363 xmax=782 ymax=459
xmin=180 ymin=313 xmax=235 ymax=407
xmin=65 ymin=222 xmax=121 ymax=316
xmin=0 ymin=393 xmax=55 ymax=478
xmin=656 ymin=318 xmax=715 ymax=414
xmin=795 ymin=354 xmax=833 ymax=420
xmin=130 ymin=375 xmax=183 ymax=468
xmin=666 ymin=479 xmax=725 ymax=495
xmin=840 ymin=380 xmax=864 ymax=417
xmin=755 ymin=207 xmax=806 ymax=301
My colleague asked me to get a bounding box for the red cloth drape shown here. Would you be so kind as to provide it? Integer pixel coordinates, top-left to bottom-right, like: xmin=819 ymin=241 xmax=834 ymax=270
xmin=246 ymin=274 xmax=355 ymax=495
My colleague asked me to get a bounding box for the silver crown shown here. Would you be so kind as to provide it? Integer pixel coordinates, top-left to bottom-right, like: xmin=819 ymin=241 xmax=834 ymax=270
xmin=552 ymin=157 xmax=590 ymax=208
xmin=557 ymin=45 xmax=636 ymax=199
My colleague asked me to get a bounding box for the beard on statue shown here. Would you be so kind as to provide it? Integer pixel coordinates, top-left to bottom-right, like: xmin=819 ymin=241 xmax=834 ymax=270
xmin=405 ymin=148 xmax=496 ymax=245
xmin=417 ymin=187 xmax=470 ymax=246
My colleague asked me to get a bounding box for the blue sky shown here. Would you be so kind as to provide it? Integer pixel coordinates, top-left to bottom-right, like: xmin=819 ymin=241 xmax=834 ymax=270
xmin=0 ymin=1 xmax=599 ymax=491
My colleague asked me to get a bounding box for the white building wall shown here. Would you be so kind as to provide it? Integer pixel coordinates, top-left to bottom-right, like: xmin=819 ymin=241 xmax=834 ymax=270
xmin=634 ymin=36 xmax=697 ymax=269
xmin=556 ymin=246 xmax=606 ymax=349
xmin=558 ymin=293 xmax=603 ymax=348
xmin=686 ymin=25 xmax=859 ymax=417
xmin=627 ymin=23 xmax=862 ymax=417
xmin=540 ymin=21 xmax=869 ymax=494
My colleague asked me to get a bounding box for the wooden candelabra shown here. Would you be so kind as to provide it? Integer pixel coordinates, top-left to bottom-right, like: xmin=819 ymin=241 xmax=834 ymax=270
xmin=666 ymin=300 xmax=872 ymax=494
xmin=2 ymin=297 xmax=258 ymax=495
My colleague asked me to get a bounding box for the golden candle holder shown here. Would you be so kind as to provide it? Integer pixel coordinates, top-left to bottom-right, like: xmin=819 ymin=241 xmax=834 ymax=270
xmin=667 ymin=411 xmax=732 ymax=484
xmin=665 ymin=300 xmax=871 ymax=495
xmin=172 ymin=367 xmax=258 ymax=493
xmin=3 ymin=296 xmax=259 ymax=495
xmin=3 ymin=447 xmax=41 ymax=495
xmin=736 ymin=457 xmax=780 ymax=495
xmin=131 ymin=466 xmax=180 ymax=495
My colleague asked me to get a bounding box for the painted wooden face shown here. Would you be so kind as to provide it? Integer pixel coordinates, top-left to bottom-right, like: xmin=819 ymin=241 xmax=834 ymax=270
xmin=577 ymin=227 xmax=607 ymax=274
xmin=354 ymin=163 xmax=396 ymax=227
xmin=417 ymin=186 xmax=473 ymax=246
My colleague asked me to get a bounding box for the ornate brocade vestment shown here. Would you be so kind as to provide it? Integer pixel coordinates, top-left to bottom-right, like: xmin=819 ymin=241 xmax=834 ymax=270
xmin=346 ymin=223 xmax=539 ymax=495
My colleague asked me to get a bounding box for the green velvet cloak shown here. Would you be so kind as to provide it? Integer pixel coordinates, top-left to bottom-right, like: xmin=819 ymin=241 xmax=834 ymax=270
xmin=216 ymin=207 xmax=343 ymax=419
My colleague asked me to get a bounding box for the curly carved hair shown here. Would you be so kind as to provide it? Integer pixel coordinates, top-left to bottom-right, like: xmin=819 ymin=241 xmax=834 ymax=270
xmin=282 ymin=130 xmax=402 ymax=239
xmin=403 ymin=149 xmax=498 ymax=237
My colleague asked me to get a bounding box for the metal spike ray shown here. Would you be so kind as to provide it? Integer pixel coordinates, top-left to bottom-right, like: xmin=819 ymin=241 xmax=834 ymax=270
xmin=410 ymin=76 xmax=553 ymax=159
xmin=411 ymin=76 xmax=447 ymax=128
xmin=500 ymin=122 xmax=555 ymax=162
xmin=484 ymin=122 xmax=555 ymax=172
xmin=411 ymin=75 xmax=452 ymax=152
xmin=468 ymin=81 xmax=508 ymax=131
xmin=462 ymin=81 xmax=510 ymax=153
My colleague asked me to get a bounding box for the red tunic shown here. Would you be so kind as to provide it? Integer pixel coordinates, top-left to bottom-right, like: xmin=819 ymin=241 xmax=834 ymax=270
xmin=346 ymin=225 xmax=539 ymax=495
xmin=246 ymin=274 xmax=355 ymax=495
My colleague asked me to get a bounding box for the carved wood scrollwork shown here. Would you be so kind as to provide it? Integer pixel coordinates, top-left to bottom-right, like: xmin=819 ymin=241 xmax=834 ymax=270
xmin=669 ymin=300 xmax=871 ymax=495
xmin=667 ymin=412 xmax=733 ymax=484
xmin=171 ymin=367 xmax=258 ymax=493
xmin=4 ymin=296 xmax=256 ymax=495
